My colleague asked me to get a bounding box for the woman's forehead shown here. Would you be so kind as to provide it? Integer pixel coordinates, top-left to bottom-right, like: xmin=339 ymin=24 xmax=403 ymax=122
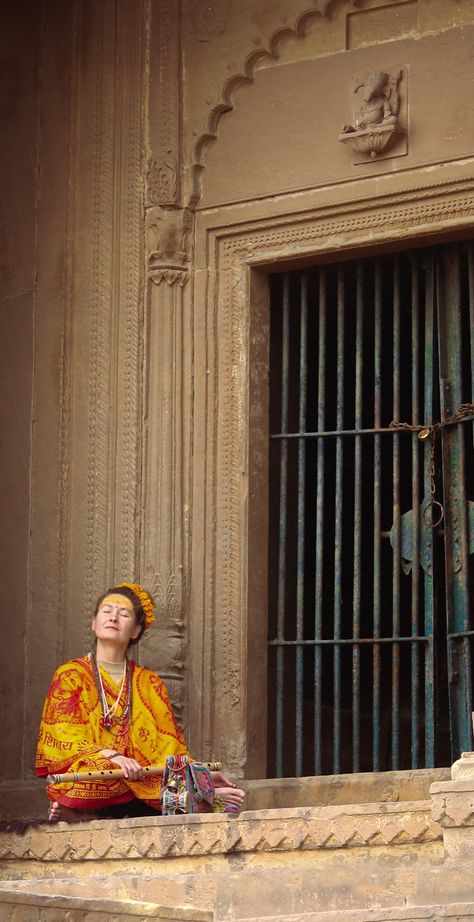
xmin=99 ymin=593 xmax=134 ymax=611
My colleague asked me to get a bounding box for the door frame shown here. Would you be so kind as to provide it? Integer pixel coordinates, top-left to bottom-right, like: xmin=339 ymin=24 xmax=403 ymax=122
xmin=188 ymin=164 xmax=474 ymax=779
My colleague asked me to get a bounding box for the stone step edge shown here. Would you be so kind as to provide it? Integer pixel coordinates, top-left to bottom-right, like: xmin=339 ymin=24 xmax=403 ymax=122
xmin=0 ymin=800 xmax=441 ymax=863
xmin=0 ymin=888 xmax=212 ymax=921
xmin=238 ymin=903 xmax=474 ymax=922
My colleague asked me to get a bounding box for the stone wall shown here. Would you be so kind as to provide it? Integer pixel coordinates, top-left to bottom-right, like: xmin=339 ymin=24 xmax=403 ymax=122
xmin=1 ymin=0 xmax=474 ymax=816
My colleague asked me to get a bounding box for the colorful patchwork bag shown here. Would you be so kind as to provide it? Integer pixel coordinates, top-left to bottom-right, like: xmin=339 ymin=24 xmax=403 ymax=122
xmin=160 ymin=755 xmax=237 ymax=815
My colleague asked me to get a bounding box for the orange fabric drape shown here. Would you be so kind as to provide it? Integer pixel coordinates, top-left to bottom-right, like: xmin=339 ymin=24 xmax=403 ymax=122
xmin=36 ymin=656 xmax=189 ymax=809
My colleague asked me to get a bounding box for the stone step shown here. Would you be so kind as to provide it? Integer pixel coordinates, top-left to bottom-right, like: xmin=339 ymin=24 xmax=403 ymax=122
xmin=0 ymin=798 xmax=467 ymax=921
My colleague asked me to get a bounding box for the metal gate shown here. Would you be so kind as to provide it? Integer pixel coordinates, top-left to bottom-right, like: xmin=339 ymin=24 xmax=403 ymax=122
xmin=267 ymin=241 xmax=474 ymax=778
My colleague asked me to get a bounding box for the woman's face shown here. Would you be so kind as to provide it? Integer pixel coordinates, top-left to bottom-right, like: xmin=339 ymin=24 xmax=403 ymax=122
xmin=92 ymin=594 xmax=141 ymax=647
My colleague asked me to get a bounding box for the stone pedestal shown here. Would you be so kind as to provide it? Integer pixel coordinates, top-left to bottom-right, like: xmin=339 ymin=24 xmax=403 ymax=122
xmin=430 ymin=752 xmax=474 ymax=859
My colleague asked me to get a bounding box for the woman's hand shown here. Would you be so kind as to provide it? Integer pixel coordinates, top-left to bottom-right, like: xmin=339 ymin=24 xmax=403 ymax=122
xmin=101 ymin=750 xmax=145 ymax=780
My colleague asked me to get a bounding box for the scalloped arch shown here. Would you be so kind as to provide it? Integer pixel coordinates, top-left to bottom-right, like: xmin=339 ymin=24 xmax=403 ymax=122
xmin=189 ymin=0 xmax=360 ymax=206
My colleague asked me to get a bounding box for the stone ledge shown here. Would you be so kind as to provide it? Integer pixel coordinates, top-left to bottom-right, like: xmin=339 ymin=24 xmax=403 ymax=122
xmin=236 ymin=905 xmax=474 ymax=922
xmin=0 ymin=888 xmax=210 ymax=921
xmin=0 ymin=802 xmax=441 ymax=863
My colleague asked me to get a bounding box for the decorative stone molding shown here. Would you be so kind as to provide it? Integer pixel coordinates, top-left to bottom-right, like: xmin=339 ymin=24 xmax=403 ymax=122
xmin=0 ymin=803 xmax=441 ymax=864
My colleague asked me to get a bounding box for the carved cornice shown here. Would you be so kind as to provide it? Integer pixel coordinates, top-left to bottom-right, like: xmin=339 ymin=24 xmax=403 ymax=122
xmin=0 ymin=802 xmax=440 ymax=862
xmin=189 ymin=0 xmax=360 ymax=205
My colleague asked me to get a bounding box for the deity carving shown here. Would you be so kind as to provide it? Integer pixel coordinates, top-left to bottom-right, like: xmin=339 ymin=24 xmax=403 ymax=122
xmin=339 ymin=69 xmax=404 ymax=160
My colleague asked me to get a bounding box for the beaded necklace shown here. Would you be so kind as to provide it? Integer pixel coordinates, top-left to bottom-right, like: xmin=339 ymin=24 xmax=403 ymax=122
xmin=89 ymin=652 xmax=132 ymax=729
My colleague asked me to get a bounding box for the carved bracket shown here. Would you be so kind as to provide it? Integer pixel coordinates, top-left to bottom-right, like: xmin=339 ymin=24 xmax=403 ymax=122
xmin=146 ymin=206 xmax=193 ymax=285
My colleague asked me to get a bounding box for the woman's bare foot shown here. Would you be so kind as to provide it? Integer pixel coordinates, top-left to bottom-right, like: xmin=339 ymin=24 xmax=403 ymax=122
xmin=215 ymin=786 xmax=245 ymax=813
xmin=48 ymin=801 xmax=98 ymax=824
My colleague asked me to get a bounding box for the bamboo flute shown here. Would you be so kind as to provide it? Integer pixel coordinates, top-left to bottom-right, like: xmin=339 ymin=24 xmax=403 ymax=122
xmin=46 ymin=761 xmax=222 ymax=785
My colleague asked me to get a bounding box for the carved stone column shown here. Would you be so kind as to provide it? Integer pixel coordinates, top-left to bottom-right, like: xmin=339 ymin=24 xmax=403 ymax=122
xmin=140 ymin=206 xmax=192 ymax=731
xmin=141 ymin=1 xmax=193 ymax=732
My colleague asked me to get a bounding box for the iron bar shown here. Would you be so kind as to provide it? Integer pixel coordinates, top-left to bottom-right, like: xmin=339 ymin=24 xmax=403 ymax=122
xmin=314 ymin=268 xmax=326 ymax=775
xmin=423 ymin=249 xmax=435 ymax=766
xmin=439 ymin=245 xmax=472 ymax=756
xmin=392 ymin=256 xmax=401 ymax=770
xmin=411 ymin=255 xmax=421 ymax=768
xmin=275 ymin=273 xmax=290 ymax=778
xmin=270 ymin=636 xmax=429 ymax=646
xmin=333 ymin=266 xmax=345 ymax=774
xmin=373 ymin=259 xmax=382 ymax=772
xmin=295 ymin=273 xmax=308 ymax=776
xmin=269 ymin=426 xmax=433 ymax=440
xmin=352 ymin=262 xmax=363 ymax=772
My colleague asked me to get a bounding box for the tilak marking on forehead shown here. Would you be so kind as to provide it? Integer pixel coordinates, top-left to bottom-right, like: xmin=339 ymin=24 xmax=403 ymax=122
xmin=99 ymin=594 xmax=135 ymax=612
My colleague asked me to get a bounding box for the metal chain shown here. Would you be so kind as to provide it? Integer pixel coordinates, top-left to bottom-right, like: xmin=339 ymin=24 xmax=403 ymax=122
xmin=389 ymin=402 xmax=474 ymax=529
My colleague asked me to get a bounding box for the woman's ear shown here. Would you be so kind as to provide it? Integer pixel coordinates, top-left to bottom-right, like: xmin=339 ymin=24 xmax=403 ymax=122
xmin=130 ymin=622 xmax=141 ymax=641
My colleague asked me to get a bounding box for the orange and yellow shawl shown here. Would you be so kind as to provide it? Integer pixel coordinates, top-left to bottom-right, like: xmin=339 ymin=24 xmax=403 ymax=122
xmin=36 ymin=656 xmax=189 ymax=809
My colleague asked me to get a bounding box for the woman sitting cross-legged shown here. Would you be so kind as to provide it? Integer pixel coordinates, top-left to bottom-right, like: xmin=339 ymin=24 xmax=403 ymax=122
xmin=36 ymin=582 xmax=245 ymax=822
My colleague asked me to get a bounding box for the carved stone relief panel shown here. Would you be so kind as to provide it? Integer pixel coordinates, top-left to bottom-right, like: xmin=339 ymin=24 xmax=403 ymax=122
xmin=339 ymin=67 xmax=407 ymax=162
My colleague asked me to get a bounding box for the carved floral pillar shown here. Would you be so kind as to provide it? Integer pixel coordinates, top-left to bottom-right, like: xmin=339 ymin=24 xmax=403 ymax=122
xmin=140 ymin=205 xmax=192 ymax=729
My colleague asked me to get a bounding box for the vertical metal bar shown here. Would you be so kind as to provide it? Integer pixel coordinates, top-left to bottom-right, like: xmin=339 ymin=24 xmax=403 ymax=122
xmin=373 ymin=260 xmax=382 ymax=772
xmin=333 ymin=267 xmax=345 ymax=774
xmin=314 ymin=268 xmax=326 ymax=776
xmin=392 ymin=257 xmax=401 ymax=770
xmin=275 ymin=274 xmax=290 ymax=777
xmin=352 ymin=262 xmax=363 ymax=772
xmin=423 ymin=250 xmax=435 ymax=767
xmin=411 ymin=256 xmax=421 ymax=768
xmin=469 ymin=242 xmax=474 ymax=400
xmin=296 ymin=274 xmax=308 ymax=776
xmin=438 ymin=245 xmax=472 ymax=757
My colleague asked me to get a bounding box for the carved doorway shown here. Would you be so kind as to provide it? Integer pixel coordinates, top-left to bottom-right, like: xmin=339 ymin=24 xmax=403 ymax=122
xmin=267 ymin=240 xmax=474 ymax=777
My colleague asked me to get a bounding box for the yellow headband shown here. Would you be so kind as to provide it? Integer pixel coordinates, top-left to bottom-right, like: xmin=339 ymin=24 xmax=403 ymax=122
xmin=118 ymin=582 xmax=156 ymax=628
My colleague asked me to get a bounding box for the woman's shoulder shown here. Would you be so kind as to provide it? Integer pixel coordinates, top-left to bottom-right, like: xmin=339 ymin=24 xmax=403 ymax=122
xmin=130 ymin=661 xmax=168 ymax=691
xmin=52 ymin=656 xmax=93 ymax=679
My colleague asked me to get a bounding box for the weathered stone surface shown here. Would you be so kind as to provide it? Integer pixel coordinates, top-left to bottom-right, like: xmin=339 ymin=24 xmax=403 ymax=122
xmin=451 ymin=752 xmax=474 ymax=782
xmin=0 ymin=803 xmax=442 ymax=870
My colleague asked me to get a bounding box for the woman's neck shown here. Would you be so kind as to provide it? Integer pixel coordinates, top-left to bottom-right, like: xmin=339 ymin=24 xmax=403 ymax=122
xmin=95 ymin=640 xmax=128 ymax=663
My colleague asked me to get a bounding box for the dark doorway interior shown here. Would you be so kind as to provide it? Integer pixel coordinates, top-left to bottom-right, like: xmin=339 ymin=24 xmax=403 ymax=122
xmin=267 ymin=241 xmax=474 ymax=778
